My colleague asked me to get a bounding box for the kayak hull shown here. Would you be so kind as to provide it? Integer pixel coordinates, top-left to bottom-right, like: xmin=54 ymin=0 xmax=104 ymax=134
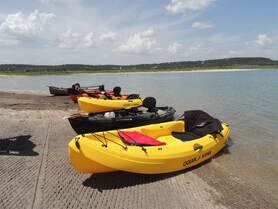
xmin=68 ymin=107 xmax=176 ymax=134
xmin=49 ymin=86 xmax=69 ymax=96
xmin=68 ymin=120 xmax=230 ymax=174
xmin=78 ymin=97 xmax=143 ymax=113
xmin=69 ymin=145 xmax=116 ymax=173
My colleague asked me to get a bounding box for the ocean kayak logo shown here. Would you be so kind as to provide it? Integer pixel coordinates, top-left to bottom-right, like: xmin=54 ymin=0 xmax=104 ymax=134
xmin=183 ymin=151 xmax=212 ymax=166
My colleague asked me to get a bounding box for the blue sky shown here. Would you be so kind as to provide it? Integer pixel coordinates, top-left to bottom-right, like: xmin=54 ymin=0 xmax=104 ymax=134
xmin=0 ymin=0 xmax=277 ymax=64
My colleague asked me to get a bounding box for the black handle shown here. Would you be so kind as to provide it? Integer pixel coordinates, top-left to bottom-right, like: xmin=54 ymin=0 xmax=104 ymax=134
xmin=193 ymin=144 xmax=203 ymax=151
xmin=75 ymin=137 xmax=80 ymax=149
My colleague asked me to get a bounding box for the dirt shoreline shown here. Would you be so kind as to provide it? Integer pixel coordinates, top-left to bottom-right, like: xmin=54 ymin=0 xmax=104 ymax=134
xmin=0 ymin=91 xmax=76 ymax=111
xmin=0 ymin=91 xmax=276 ymax=209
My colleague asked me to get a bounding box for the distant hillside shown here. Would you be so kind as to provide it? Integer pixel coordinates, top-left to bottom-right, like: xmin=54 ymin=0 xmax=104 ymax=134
xmin=0 ymin=57 xmax=277 ymax=74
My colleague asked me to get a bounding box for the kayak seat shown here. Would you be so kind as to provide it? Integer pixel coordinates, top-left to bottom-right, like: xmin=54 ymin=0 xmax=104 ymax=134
xmin=143 ymin=97 xmax=157 ymax=112
xmin=171 ymin=131 xmax=200 ymax=141
xmin=172 ymin=110 xmax=223 ymax=141
xmin=113 ymin=86 xmax=121 ymax=97
xmin=98 ymin=85 xmax=105 ymax=91
xmin=118 ymin=131 xmax=166 ymax=146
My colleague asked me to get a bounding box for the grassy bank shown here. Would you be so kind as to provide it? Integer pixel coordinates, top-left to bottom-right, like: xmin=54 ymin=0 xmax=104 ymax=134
xmin=1 ymin=65 xmax=277 ymax=76
xmin=1 ymin=57 xmax=278 ymax=76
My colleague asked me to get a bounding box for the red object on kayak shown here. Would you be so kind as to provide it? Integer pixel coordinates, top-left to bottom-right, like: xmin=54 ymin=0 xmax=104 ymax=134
xmin=70 ymin=93 xmax=89 ymax=103
xmin=70 ymin=95 xmax=78 ymax=103
xmin=118 ymin=131 xmax=166 ymax=146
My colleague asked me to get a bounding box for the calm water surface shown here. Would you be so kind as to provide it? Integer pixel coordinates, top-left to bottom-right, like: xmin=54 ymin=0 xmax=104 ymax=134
xmin=1 ymin=69 xmax=277 ymax=195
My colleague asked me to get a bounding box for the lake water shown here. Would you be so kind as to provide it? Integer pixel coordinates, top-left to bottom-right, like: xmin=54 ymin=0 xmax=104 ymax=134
xmin=0 ymin=69 xmax=278 ymax=196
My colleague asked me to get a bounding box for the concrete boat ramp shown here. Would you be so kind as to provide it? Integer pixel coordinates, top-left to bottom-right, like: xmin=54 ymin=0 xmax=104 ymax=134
xmin=0 ymin=91 xmax=276 ymax=209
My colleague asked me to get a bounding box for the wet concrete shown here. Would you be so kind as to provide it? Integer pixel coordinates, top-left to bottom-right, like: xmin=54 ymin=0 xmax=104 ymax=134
xmin=0 ymin=91 xmax=277 ymax=209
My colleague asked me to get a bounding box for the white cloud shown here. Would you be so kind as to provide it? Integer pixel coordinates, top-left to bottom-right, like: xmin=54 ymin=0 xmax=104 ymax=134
xmin=166 ymin=41 xmax=215 ymax=60
xmin=166 ymin=0 xmax=215 ymax=13
xmin=141 ymin=28 xmax=155 ymax=37
xmin=58 ymin=29 xmax=95 ymax=49
xmin=168 ymin=42 xmax=183 ymax=54
xmin=166 ymin=34 xmax=243 ymax=60
xmin=254 ymin=34 xmax=272 ymax=46
xmin=116 ymin=28 xmax=156 ymax=54
xmin=83 ymin=32 xmax=94 ymax=47
xmin=99 ymin=31 xmax=116 ymax=41
xmin=0 ymin=10 xmax=55 ymax=45
xmin=192 ymin=21 xmax=213 ymax=29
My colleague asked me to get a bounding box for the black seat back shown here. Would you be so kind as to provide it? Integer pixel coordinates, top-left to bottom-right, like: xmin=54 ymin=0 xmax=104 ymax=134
xmin=98 ymin=85 xmax=105 ymax=91
xmin=113 ymin=86 xmax=121 ymax=97
xmin=143 ymin=97 xmax=156 ymax=112
xmin=184 ymin=110 xmax=223 ymax=137
xmin=69 ymin=83 xmax=82 ymax=94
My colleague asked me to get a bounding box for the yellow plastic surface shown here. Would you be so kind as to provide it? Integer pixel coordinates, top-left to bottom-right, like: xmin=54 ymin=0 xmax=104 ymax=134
xmin=77 ymin=97 xmax=143 ymax=113
xmin=68 ymin=120 xmax=230 ymax=174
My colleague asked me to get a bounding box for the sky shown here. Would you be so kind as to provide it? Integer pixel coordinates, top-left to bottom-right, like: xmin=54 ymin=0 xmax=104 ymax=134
xmin=0 ymin=0 xmax=277 ymax=65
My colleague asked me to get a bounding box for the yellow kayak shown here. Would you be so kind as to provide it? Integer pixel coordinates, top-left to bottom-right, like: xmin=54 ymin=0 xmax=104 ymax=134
xmin=68 ymin=119 xmax=230 ymax=174
xmin=78 ymin=97 xmax=143 ymax=113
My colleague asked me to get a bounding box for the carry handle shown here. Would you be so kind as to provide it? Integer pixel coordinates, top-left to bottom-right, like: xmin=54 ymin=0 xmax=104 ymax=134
xmin=75 ymin=137 xmax=80 ymax=149
xmin=193 ymin=144 xmax=203 ymax=151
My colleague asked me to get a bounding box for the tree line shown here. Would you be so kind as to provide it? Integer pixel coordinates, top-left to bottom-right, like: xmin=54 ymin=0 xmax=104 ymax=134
xmin=0 ymin=57 xmax=277 ymax=73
